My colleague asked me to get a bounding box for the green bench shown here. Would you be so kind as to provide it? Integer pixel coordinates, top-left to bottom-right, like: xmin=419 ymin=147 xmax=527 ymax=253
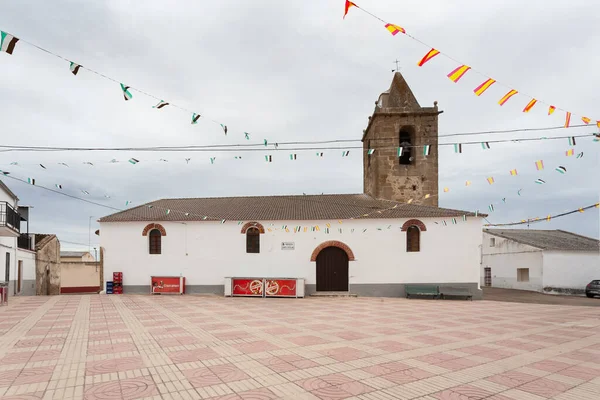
xmin=405 ymin=285 xmax=439 ymax=299
xmin=439 ymin=286 xmax=473 ymax=301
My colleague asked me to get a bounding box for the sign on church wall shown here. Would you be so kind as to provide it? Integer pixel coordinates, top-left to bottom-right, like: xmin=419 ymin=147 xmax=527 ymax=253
xmin=281 ymin=242 xmax=295 ymax=250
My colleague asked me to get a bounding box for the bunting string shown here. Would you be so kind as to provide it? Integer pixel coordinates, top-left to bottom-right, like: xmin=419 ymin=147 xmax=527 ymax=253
xmin=342 ymin=1 xmax=598 ymax=126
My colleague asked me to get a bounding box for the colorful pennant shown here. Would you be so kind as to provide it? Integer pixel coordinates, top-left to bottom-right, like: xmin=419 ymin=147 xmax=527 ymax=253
xmin=535 ymin=160 xmax=544 ymax=170
xmin=55 ymin=184 xmax=62 ymax=189
xmin=27 ymin=178 xmax=35 ymax=185
xmin=473 ymin=79 xmax=495 ymax=96
xmin=342 ymin=150 xmax=350 ymax=157
xmin=397 ymin=147 xmax=403 ymax=157
xmin=384 ymin=23 xmax=405 ymax=36
xmin=289 ymin=154 xmax=297 ymax=160
xmin=555 ymin=166 xmax=566 ymax=174
xmin=498 ymin=90 xmax=518 ymax=106
xmin=487 ymin=177 xmax=495 ymax=185
xmin=568 ymin=137 xmax=576 ymax=146
xmin=153 ymin=100 xmax=169 ymax=109
xmin=564 ymin=112 xmax=571 ymax=128
xmin=244 ymin=132 xmax=250 ymax=140
xmin=120 ymin=83 xmax=133 ymax=101
xmin=510 ymin=169 xmax=518 ymax=176
xmin=522 ymin=99 xmax=537 ymax=113
xmin=343 ymin=0 xmax=357 ymax=18
xmin=69 ymin=62 xmax=81 ymax=76
xmin=221 ymin=124 xmax=227 ymax=135
xmin=548 ymin=106 xmax=556 ymax=115
xmin=0 ymin=31 xmax=19 ymax=54
xmin=128 ymin=158 xmax=139 ymax=165
xmin=535 ymin=178 xmax=546 ymax=184
xmin=417 ymin=48 xmax=440 ymax=66
xmin=481 ymin=142 xmax=490 ymax=150
xmin=265 ymin=155 xmax=272 ymax=162
xmin=191 ymin=113 xmax=201 ymax=124
xmin=581 ymin=117 xmax=591 ymax=124
xmin=447 ymin=65 xmax=471 ymax=83
xmin=454 ymin=144 xmax=462 ymax=153
xmin=423 ymin=145 xmax=431 ymax=156
xmin=566 ymin=149 xmax=574 ymax=157
xmin=367 ymin=149 xmax=375 ymax=155
xmin=210 ymin=157 xmax=216 ymax=164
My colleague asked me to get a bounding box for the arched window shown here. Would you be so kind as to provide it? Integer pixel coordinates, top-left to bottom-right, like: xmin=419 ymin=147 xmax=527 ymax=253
xmin=406 ymin=226 xmax=420 ymax=252
xmin=246 ymin=227 xmax=260 ymax=253
xmin=149 ymin=229 xmax=162 ymax=254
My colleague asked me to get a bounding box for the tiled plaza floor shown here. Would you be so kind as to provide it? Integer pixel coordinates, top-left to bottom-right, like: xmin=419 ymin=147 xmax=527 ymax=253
xmin=0 ymin=296 xmax=599 ymax=400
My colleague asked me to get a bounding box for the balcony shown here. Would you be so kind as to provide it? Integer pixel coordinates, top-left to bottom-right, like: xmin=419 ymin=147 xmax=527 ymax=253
xmin=0 ymin=201 xmax=20 ymax=237
xmin=17 ymin=234 xmax=33 ymax=251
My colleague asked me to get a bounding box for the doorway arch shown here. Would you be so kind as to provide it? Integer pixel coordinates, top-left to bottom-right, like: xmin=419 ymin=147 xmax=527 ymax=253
xmin=312 ymin=241 xmax=354 ymax=292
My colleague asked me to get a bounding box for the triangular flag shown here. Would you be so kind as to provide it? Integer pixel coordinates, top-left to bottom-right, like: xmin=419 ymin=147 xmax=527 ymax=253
xmin=69 ymin=62 xmax=81 ymax=75
xmin=548 ymin=106 xmax=556 ymax=115
xmin=417 ymin=48 xmax=440 ymax=67
xmin=153 ymin=100 xmax=169 ymax=109
xmin=0 ymin=31 xmax=19 ymax=55
xmin=191 ymin=113 xmax=201 ymax=124
xmin=423 ymin=145 xmax=431 ymax=156
xmin=384 ymin=23 xmax=405 ymax=36
xmin=244 ymin=132 xmax=250 ymax=140
xmin=343 ymin=0 xmax=357 ymax=18
xmin=481 ymin=142 xmax=490 ymax=150
xmin=128 ymin=158 xmax=139 ymax=165
xmin=120 ymin=83 xmax=133 ymax=101
xmin=555 ymin=166 xmax=567 ymax=174
xmin=220 ymin=124 xmax=227 ymax=135
xmin=564 ymin=112 xmax=571 ymax=128
xmin=582 ymin=117 xmax=591 ymax=124
xmin=454 ymin=144 xmax=462 ymax=153
xmin=367 ymin=149 xmax=375 ymax=155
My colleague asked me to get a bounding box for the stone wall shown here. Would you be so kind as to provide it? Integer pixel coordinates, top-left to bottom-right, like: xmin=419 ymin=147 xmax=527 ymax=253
xmin=35 ymin=235 xmax=61 ymax=295
xmin=362 ymin=73 xmax=440 ymax=206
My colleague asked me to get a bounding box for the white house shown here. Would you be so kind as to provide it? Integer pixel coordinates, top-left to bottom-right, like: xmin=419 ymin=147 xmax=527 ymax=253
xmin=0 ymin=179 xmax=36 ymax=296
xmin=99 ymin=194 xmax=485 ymax=298
xmin=481 ymin=229 xmax=600 ymax=294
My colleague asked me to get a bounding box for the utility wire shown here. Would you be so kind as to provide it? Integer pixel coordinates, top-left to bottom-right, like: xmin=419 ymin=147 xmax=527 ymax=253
xmin=0 ymin=133 xmax=596 ymax=153
xmin=485 ymin=204 xmax=599 ymax=227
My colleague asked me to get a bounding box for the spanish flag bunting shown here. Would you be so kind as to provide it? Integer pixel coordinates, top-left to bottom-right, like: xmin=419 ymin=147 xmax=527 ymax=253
xmin=447 ymin=65 xmax=471 ymax=83
xmin=417 ymin=48 xmax=440 ymax=67
xmin=566 ymin=149 xmax=574 ymax=156
xmin=487 ymin=177 xmax=495 ymax=185
xmin=407 ymin=199 xmax=413 ymax=204
xmin=597 ymin=121 xmax=600 ymax=128
xmin=546 ymin=214 xmax=552 ymax=221
xmin=443 ymin=187 xmax=449 ymax=193
xmin=510 ymin=169 xmax=518 ymax=176
xmin=568 ymin=137 xmax=576 ymax=146
xmin=384 ymin=23 xmax=405 ymax=36
xmin=564 ymin=112 xmax=571 ymax=128
xmin=578 ymin=208 xmax=584 ymax=213
xmin=465 ymin=180 xmax=471 ymax=186
xmin=596 ymin=203 xmax=599 ymax=208
xmin=548 ymin=106 xmax=556 ymax=115
xmin=522 ymin=98 xmax=537 ymax=113
xmin=535 ymin=160 xmax=544 ymax=170
xmin=498 ymin=89 xmax=518 ymax=106
xmin=424 ymin=194 xmax=431 ymax=199
xmin=473 ymin=78 xmax=495 ymax=96
xmin=343 ymin=0 xmax=357 ymax=18
xmin=581 ymin=117 xmax=591 ymax=124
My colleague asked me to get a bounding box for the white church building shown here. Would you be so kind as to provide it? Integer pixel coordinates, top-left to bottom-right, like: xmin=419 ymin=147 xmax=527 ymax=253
xmin=98 ymin=73 xmax=486 ymax=299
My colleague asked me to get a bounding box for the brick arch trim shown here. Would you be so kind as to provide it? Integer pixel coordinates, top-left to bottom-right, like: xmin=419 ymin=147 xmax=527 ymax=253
xmin=240 ymin=222 xmax=265 ymax=234
xmin=310 ymin=240 xmax=355 ymax=262
xmin=142 ymin=223 xmax=167 ymax=236
xmin=401 ymin=219 xmax=427 ymax=232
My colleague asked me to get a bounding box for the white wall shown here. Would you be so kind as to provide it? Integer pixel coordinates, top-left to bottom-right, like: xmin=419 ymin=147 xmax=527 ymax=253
xmin=481 ymin=232 xmax=543 ymax=291
xmin=100 ymin=217 xmax=483 ymax=289
xmin=542 ymin=251 xmax=600 ymax=290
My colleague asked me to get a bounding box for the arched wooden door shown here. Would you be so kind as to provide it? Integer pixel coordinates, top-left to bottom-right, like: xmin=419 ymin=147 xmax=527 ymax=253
xmin=316 ymin=247 xmax=349 ymax=291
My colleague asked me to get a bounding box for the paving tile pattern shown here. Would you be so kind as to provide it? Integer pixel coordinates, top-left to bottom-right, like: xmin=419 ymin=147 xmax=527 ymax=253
xmin=0 ymin=295 xmax=599 ymax=399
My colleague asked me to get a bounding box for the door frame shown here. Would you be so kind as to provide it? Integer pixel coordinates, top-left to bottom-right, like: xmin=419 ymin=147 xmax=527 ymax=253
xmin=310 ymin=240 xmax=355 ymax=292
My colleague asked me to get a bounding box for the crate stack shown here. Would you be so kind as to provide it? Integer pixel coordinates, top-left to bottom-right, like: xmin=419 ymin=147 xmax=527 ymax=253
xmin=112 ymin=272 xmax=123 ymax=294
xmin=106 ymin=281 xmax=114 ymax=294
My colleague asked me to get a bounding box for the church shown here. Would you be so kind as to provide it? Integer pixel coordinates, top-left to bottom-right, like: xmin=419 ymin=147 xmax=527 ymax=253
xmin=98 ymin=73 xmax=484 ymax=299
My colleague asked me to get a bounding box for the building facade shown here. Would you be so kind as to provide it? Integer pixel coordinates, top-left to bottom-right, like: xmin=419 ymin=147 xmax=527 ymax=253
xmin=100 ymin=195 xmax=484 ymax=298
xmin=60 ymin=251 xmax=96 ymax=263
xmin=481 ymin=229 xmax=600 ymax=294
xmin=0 ymin=180 xmax=36 ymax=296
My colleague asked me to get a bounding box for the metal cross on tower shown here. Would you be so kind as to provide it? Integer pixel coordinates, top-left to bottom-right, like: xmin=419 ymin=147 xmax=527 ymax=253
xmin=392 ymin=59 xmax=401 ymax=72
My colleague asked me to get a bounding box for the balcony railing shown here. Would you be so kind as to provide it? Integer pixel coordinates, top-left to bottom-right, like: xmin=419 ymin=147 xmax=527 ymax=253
xmin=0 ymin=202 xmax=20 ymax=233
xmin=17 ymin=234 xmax=32 ymax=251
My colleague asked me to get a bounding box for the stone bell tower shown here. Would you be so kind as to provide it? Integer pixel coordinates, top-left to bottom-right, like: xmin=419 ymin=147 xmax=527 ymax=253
xmin=362 ymin=72 xmax=441 ymax=206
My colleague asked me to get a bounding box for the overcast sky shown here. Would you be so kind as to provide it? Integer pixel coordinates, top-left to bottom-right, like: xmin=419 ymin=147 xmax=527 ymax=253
xmin=1 ymin=0 xmax=598 ymax=251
